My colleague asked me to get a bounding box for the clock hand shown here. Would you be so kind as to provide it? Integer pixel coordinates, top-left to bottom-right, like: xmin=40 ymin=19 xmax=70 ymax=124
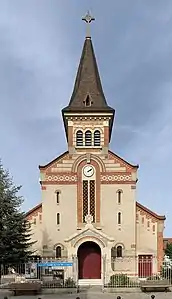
xmin=88 ymin=168 xmax=92 ymax=172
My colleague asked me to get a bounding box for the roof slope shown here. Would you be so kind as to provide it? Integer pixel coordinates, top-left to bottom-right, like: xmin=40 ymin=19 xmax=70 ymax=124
xmin=39 ymin=150 xmax=138 ymax=170
xmin=62 ymin=37 xmax=114 ymax=113
xmin=136 ymin=202 xmax=165 ymax=220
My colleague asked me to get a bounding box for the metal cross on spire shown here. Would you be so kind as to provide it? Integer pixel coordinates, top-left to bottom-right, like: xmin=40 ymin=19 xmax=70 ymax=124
xmin=82 ymin=11 xmax=95 ymax=38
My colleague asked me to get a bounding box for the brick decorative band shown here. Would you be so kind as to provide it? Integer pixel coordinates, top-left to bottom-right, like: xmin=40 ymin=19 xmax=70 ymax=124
xmin=101 ymin=174 xmax=132 ymax=182
xmin=45 ymin=174 xmax=77 ymax=182
xmin=43 ymin=173 xmax=135 ymax=184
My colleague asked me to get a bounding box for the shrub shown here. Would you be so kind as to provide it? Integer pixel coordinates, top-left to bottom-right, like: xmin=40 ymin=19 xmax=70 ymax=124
xmin=64 ymin=277 xmax=76 ymax=288
xmin=147 ymin=274 xmax=160 ymax=281
xmin=108 ymin=274 xmax=131 ymax=287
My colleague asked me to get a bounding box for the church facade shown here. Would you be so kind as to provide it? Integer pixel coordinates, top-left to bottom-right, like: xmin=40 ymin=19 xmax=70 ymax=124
xmin=26 ymin=23 xmax=165 ymax=284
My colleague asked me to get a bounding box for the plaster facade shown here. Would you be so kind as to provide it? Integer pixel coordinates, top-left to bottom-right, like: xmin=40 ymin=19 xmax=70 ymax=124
xmin=26 ymin=150 xmax=165 ymax=281
xmin=25 ymin=29 xmax=166 ymax=284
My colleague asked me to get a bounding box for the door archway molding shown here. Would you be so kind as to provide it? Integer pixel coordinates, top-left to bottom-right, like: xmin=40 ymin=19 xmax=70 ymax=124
xmin=74 ymin=236 xmax=105 ymax=251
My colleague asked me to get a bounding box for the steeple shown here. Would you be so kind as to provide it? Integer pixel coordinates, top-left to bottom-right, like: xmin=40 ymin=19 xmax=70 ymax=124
xmin=64 ymin=37 xmax=114 ymax=112
xmin=62 ymin=12 xmax=115 ymax=144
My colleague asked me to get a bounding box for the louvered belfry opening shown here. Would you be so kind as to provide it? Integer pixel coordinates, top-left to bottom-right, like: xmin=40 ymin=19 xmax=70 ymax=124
xmin=94 ymin=130 xmax=101 ymax=146
xmin=76 ymin=130 xmax=83 ymax=146
xmin=85 ymin=130 xmax=92 ymax=146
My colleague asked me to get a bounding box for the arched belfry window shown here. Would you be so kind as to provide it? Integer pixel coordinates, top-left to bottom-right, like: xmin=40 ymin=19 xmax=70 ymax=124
xmin=85 ymin=130 xmax=92 ymax=146
xmin=94 ymin=130 xmax=101 ymax=146
xmin=55 ymin=246 xmax=61 ymax=258
xmin=76 ymin=130 xmax=83 ymax=146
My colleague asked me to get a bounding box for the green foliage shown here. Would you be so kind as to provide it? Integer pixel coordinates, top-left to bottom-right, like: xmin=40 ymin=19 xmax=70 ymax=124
xmin=0 ymin=160 xmax=35 ymax=264
xmin=108 ymin=274 xmax=132 ymax=287
xmin=165 ymin=243 xmax=172 ymax=260
xmin=147 ymin=274 xmax=160 ymax=281
xmin=64 ymin=277 xmax=76 ymax=288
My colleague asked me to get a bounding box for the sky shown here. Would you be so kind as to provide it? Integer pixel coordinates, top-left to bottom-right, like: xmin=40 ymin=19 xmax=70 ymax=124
xmin=0 ymin=0 xmax=172 ymax=236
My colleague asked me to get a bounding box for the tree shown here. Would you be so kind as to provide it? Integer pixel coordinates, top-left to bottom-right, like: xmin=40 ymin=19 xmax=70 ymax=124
xmin=0 ymin=160 xmax=35 ymax=265
xmin=165 ymin=243 xmax=172 ymax=260
xmin=161 ymin=244 xmax=172 ymax=283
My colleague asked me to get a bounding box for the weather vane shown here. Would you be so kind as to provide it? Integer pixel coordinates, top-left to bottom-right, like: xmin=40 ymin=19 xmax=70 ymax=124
xmin=82 ymin=11 xmax=95 ymax=38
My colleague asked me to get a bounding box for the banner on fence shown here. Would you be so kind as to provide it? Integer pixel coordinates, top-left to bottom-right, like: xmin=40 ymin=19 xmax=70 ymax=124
xmin=38 ymin=262 xmax=73 ymax=267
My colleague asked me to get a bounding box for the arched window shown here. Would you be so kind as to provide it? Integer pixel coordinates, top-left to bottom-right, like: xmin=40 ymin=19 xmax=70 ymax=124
xmin=57 ymin=213 xmax=60 ymax=225
xmin=55 ymin=246 xmax=61 ymax=258
xmin=116 ymin=245 xmax=122 ymax=258
xmin=85 ymin=130 xmax=92 ymax=146
xmin=76 ymin=130 xmax=83 ymax=146
xmin=94 ymin=130 xmax=101 ymax=146
xmin=117 ymin=190 xmax=122 ymax=204
xmin=56 ymin=191 xmax=60 ymax=204
xmin=118 ymin=212 xmax=121 ymax=224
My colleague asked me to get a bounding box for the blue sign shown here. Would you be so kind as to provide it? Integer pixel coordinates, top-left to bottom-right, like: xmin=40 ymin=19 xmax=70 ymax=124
xmin=38 ymin=262 xmax=73 ymax=267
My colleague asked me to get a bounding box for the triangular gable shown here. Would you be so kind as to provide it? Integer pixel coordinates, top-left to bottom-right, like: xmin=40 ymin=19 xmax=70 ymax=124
xmin=39 ymin=151 xmax=69 ymax=172
xmin=25 ymin=203 xmax=42 ymax=221
xmin=65 ymin=225 xmax=114 ymax=247
xmin=108 ymin=150 xmax=139 ymax=172
xmin=136 ymin=202 xmax=165 ymax=221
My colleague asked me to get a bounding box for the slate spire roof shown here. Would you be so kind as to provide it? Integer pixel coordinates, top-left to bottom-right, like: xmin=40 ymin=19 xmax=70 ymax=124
xmin=62 ymin=36 xmax=114 ymax=113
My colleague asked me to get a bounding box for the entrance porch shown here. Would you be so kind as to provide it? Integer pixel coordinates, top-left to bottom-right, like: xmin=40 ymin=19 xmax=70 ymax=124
xmin=64 ymin=222 xmax=115 ymax=285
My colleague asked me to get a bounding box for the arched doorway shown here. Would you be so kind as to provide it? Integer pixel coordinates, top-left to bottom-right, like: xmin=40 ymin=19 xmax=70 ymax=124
xmin=77 ymin=241 xmax=101 ymax=279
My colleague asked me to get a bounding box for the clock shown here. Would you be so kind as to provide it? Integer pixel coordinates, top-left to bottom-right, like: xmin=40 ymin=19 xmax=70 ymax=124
xmin=83 ymin=165 xmax=94 ymax=177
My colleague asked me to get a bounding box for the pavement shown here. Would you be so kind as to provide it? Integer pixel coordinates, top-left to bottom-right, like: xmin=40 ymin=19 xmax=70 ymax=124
xmin=0 ymin=291 xmax=172 ymax=299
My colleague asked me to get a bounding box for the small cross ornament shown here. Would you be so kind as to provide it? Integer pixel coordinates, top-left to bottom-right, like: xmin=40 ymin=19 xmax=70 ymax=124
xmin=82 ymin=11 xmax=95 ymax=37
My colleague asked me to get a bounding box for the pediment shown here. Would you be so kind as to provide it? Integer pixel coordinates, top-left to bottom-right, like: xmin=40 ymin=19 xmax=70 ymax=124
xmin=64 ymin=225 xmax=114 ymax=248
xmin=39 ymin=151 xmax=71 ymax=173
xmin=108 ymin=150 xmax=139 ymax=172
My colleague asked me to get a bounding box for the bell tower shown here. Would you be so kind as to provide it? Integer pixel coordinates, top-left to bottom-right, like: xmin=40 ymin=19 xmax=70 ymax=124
xmin=62 ymin=12 xmax=115 ymax=156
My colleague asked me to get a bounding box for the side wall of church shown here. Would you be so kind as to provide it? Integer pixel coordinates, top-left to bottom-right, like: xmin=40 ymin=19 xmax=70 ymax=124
xmin=26 ymin=206 xmax=42 ymax=256
xmin=136 ymin=206 xmax=164 ymax=271
xmin=136 ymin=208 xmax=157 ymax=255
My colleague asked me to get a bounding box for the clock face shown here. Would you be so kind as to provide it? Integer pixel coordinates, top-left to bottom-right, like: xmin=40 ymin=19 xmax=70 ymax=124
xmin=83 ymin=165 xmax=94 ymax=177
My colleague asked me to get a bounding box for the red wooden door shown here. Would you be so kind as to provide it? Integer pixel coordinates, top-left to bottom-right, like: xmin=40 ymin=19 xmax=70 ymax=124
xmin=138 ymin=255 xmax=152 ymax=278
xmin=78 ymin=242 xmax=101 ymax=279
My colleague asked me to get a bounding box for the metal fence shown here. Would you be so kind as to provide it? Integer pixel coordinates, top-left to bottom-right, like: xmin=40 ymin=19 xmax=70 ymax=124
xmin=103 ymin=256 xmax=172 ymax=288
xmin=0 ymin=258 xmax=78 ymax=290
xmin=0 ymin=256 xmax=172 ymax=290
